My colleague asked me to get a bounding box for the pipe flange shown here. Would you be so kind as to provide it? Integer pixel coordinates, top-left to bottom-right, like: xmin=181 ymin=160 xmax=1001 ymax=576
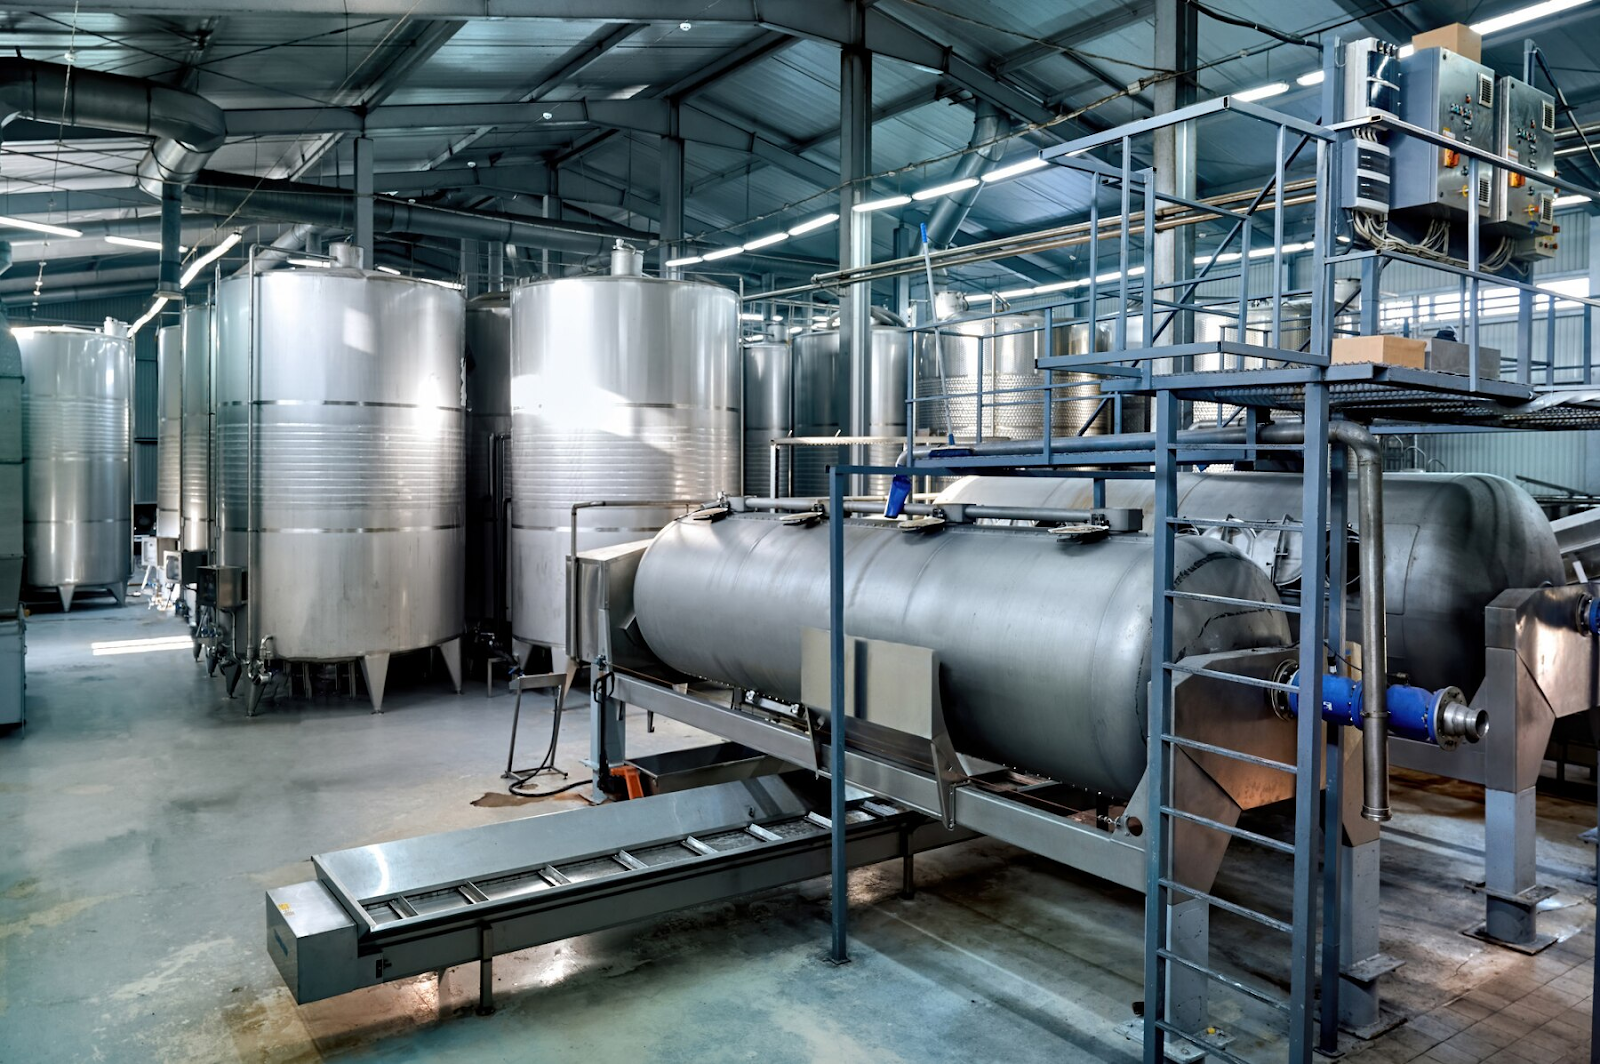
xmin=1430 ymin=686 xmax=1487 ymax=750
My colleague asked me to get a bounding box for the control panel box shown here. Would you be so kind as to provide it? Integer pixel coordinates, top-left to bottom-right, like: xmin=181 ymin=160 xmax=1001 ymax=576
xmin=1491 ymin=75 xmax=1557 ymax=237
xmin=198 ymin=565 xmax=246 ymax=610
xmin=1392 ymin=47 xmax=1497 ymax=218
xmin=1342 ymin=37 xmax=1401 ymax=122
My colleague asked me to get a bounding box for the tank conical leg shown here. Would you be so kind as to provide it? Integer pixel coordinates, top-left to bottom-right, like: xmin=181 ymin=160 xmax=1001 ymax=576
xmin=57 ymin=584 xmax=76 ymax=612
xmin=107 ymin=582 xmax=126 ymax=607
xmin=439 ymin=638 xmax=463 ymax=694
xmin=512 ymin=640 xmax=533 ymax=671
xmin=361 ymin=652 xmax=391 ymax=714
xmin=246 ymin=678 xmax=266 ymax=718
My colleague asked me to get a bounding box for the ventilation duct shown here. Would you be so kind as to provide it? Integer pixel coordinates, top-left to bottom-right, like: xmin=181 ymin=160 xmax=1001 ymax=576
xmin=186 ymin=171 xmax=635 ymax=258
xmin=924 ymin=102 xmax=1009 ymax=248
xmin=0 ymin=59 xmax=226 ymax=197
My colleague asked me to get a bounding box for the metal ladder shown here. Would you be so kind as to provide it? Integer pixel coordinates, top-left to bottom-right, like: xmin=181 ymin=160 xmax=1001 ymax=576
xmin=1144 ymin=384 xmax=1333 ymax=1063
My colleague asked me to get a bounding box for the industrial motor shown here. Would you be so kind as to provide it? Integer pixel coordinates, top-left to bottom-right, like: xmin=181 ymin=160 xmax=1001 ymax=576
xmin=632 ymin=513 xmax=1291 ymax=797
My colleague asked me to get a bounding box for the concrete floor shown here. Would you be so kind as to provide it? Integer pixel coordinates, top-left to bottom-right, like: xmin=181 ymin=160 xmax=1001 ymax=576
xmin=0 ymin=597 xmax=1594 ymax=1063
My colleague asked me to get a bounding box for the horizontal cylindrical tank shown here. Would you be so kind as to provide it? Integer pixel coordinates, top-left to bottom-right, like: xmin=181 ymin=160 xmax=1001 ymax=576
xmin=509 ymin=264 xmax=739 ymax=652
xmin=215 ymin=257 xmax=465 ymax=662
xmin=465 ymin=291 xmax=511 ymax=626
xmin=743 ymin=340 xmax=791 ymax=496
xmin=789 ymin=317 xmax=909 ymax=495
xmin=632 ymin=514 xmax=1289 ymax=796
xmin=156 ymin=324 xmax=182 ymax=539
xmin=935 ymin=471 xmax=1562 ymax=693
xmin=19 ymin=325 xmax=132 ymax=605
xmin=179 ymin=303 xmax=212 ymax=552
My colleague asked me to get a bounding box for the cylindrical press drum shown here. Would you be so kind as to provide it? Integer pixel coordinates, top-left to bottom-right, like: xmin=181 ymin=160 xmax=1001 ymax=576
xmin=19 ymin=324 xmax=132 ymax=609
xmin=214 ymin=249 xmax=464 ymax=697
xmin=632 ymin=514 xmax=1290 ymax=796
xmin=935 ymin=471 xmax=1562 ymax=693
xmin=509 ymin=250 xmax=739 ymax=656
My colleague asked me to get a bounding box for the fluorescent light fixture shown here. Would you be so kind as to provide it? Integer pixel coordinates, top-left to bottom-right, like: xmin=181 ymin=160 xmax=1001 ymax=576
xmin=104 ymin=235 xmax=187 ymax=252
xmin=129 ymin=296 xmax=170 ymax=335
xmin=741 ymin=231 xmax=788 ymax=250
xmin=287 ymin=257 xmax=329 ymax=268
xmin=1553 ymin=194 xmax=1593 ymax=208
xmin=1192 ymin=240 xmax=1315 ymax=265
xmin=981 ymin=156 xmax=1048 ymax=183
xmin=996 ymin=287 xmax=1034 ymax=300
xmin=1297 ymin=70 xmax=1326 ymax=87
xmin=1234 ymin=82 xmax=1289 ymax=103
xmin=788 ymin=325 xmax=804 ymax=334
xmin=702 ymin=245 xmax=745 ymax=260
xmin=911 ymin=177 xmax=979 ymax=201
xmin=179 ymin=232 xmax=242 ymax=288
xmin=1473 ymin=0 xmax=1592 ymax=37
xmin=416 ymin=276 xmax=465 ymax=291
xmin=376 ymin=265 xmax=402 ymax=275
xmin=1031 ymin=279 xmax=1083 ymax=295
xmin=965 ymin=293 xmax=998 ymax=304
xmin=851 ymin=194 xmax=911 ymax=213
xmin=786 ymin=212 xmax=838 ymax=236
xmin=0 ymin=215 xmax=82 ymax=238
xmin=739 ymin=312 xmax=766 ymax=322
xmin=664 ymin=254 xmax=704 ymax=267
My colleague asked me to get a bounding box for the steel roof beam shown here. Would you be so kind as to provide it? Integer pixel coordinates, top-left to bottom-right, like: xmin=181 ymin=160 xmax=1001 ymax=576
xmin=991 ymin=1 xmax=1152 ymax=76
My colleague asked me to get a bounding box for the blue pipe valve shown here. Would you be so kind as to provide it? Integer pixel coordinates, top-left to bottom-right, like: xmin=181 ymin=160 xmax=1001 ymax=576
xmin=1285 ymin=671 xmax=1487 ymax=750
xmin=1579 ymin=595 xmax=1600 ymax=637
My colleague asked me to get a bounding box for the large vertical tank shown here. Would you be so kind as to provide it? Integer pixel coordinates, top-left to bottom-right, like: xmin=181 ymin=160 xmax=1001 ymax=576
xmin=914 ymin=310 xmax=1049 ymax=446
xmin=743 ymin=339 xmax=791 ymax=495
xmin=508 ymin=244 xmax=739 ymax=657
xmin=214 ymin=246 xmax=465 ymax=710
xmin=19 ymin=323 xmax=133 ymax=609
xmin=465 ymin=291 xmax=511 ymax=627
xmin=155 ymin=324 xmax=182 ymax=539
xmin=179 ymin=303 xmax=212 ymax=553
xmin=788 ymin=310 xmax=910 ymax=495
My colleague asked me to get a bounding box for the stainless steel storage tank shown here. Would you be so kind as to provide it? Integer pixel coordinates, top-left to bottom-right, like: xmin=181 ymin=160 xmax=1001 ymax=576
xmin=914 ymin=310 xmax=1047 ymax=441
xmin=19 ymin=323 xmax=132 ymax=610
xmin=465 ymin=291 xmax=511 ymax=627
xmin=508 ymin=244 xmax=739 ymax=658
xmin=155 ymin=324 xmax=182 ymax=540
xmin=214 ymin=245 xmax=465 ymax=711
xmin=934 ymin=470 xmax=1561 ymax=693
xmin=633 ymin=514 xmax=1289 ymax=796
xmin=788 ymin=310 xmax=909 ymax=496
xmin=179 ymin=303 xmax=212 ymax=553
xmin=743 ymin=339 xmax=791 ymax=495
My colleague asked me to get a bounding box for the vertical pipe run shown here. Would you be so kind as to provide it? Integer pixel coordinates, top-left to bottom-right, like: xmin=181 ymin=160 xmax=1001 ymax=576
xmin=827 ymin=464 xmax=848 ymax=964
xmin=839 ymin=14 xmax=871 ymax=495
xmin=159 ymin=180 xmax=182 ymax=304
xmin=353 ymin=136 xmax=374 ymax=266
xmin=659 ymin=106 xmax=685 ymax=278
xmin=1318 ymin=443 xmax=1349 ymax=1053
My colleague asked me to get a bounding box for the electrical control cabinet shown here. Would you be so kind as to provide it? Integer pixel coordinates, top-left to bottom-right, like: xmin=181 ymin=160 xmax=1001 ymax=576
xmin=1491 ymin=75 xmax=1557 ymax=238
xmin=1343 ymin=37 xmax=1401 ymax=121
xmin=1392 ymin=47 xmax=1497 ymax=218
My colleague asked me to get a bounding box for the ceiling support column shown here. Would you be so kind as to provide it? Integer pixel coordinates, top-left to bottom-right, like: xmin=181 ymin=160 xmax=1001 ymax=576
xmin=839 ymin=0 xmax=872 ymax=491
